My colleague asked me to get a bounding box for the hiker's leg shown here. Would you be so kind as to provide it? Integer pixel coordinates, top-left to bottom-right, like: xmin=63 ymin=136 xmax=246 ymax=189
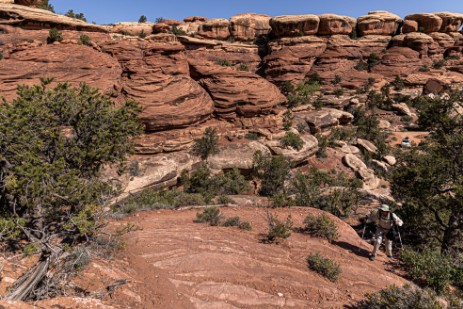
xmin=371 ymin=230 xmax=383 ymax=258
xmin=385 ymin=237 xmax=393 ymax=257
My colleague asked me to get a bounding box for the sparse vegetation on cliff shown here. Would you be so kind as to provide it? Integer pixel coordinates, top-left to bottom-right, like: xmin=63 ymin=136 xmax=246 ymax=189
xmin=47 ymin=27 xmax=63 ymax=44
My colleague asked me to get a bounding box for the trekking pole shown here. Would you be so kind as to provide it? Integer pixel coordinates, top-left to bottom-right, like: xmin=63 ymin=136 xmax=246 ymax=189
xmin=361 ymin=217 xmax=367 ymax=240
xmin=396 ymin=226 xmax=404 ymax=250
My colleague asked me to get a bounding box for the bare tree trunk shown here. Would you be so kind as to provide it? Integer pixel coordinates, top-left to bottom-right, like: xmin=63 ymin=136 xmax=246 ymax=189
xmin=6 ymin=255 xmax=50 ymax=301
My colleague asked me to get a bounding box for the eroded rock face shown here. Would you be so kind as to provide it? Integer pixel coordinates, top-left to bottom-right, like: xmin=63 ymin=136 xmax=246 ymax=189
xmin=404 ymin=13 xmax=443 ymax=34
xmin=357 ymin=11 xmax=402 ymax=36
xmin=189 ymin=59 xmax=286 ymax=118
xmin=208 ymin=141 xmax=271 ymax=171
xmin=0 ymin=44 xmax=121 ymax=101
xmin=297 ymin=108 xmax=353 ymax=133
xmin=197 ymin=18 xmax=230 ymax=40
xmin=230 ymin=13 xmax=271 ymax=41
xmin=101 ymin=40 xmax=214 ymax=131
xmin=318 ymin=14 xmax=356 ymax=35
xmin=110 ymin=22 xmax=153 ymax=36
xmin=343 ymin=154 xmax=380 ymax=190
xmin=435 ymin=12 xmax=463 ymax=33
xmin=269 ymin=15 xmax=320 ymax=37
xmin=265 ymin=133 xmax=319 ymax=166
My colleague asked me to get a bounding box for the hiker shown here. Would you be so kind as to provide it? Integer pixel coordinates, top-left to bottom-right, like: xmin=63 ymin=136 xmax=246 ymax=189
xmin=367 ymin=204 xmax=403 ymax=261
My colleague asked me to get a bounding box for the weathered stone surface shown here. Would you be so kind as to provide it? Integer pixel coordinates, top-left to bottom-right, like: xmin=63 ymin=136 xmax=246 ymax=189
xmin=184 ymin=16 xmax=207 ymax=23
xmin=101 ymin=40 xmax=214 ymax=131
xmin=402 ymin=20 xmax=418 ymax=33
xmin=404 ymin=13 xmax=443 ymax=34
xmin=435 ymin=12 xmax=463 ymax=33
xmin=110 ymin=22 xmax=153 ymax=36
xmin=383 ymin=155 xmax=397 ymax=166
xmin=343 ymin=154 xmax=380 ymax=190
xmin=0 ymin=44 xmax=121 ymax=101
xmin=266 ymin=133 xmax=319 ymax=166
xmin=343 ymin=154 xmax=367 ymax=171
xmin=197 ymin=18 xmax=230 ymax=40
xmin=298 ymin=108 xmax=353 ymax=133
xmin=208 ymin=141 xmax=270 ymax=171
xmin=429 ymin=32 xmax=455 ymax=48
xmin=264 ymin=36 xmax=327 ymax=84
xmin=356 ymin=138 xmax=378 ymax=154
xmin=0 ymin=3 xmax=107 ymax=32
xmin=14 ymin=0 xmax=44 ymax=6
xmin=318 ymin=14 xmax=356 ymax=35
xmin=189 ymin=59 xmax=286 ymax=118
xmin=152 ymin=22 xmax=170 ymax=34
xmin=423 ymin=78 xmax=450 ymax=94
xmin=269 ymin=15 xmax=320 ymax=37
xmin=372 ymin=47 xmax=422 ymax=78
xmin=371 ymin=159 xmax=389 ymax=173
xmin=230 ymin=13 xmax=271 ymax=41
xmin=400 ymin=32 xmax=434 ymax=55
xmin=357 ymin=11 xmax=402 ymax=36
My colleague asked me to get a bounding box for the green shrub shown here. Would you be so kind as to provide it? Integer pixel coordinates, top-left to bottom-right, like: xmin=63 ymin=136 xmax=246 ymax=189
xmin=196 ymin=207 xmax=222 ymax=226
xmin=332 ymin=74 xmax=341 ymax=85
xmin=368 ymin=53 xmax=380 ymax=69
xmin=315 ymin=134 xmax=328 ymax=158
xmin=172 ymin=26 xmax=187 ymax=36
xmin=402 ymin=115 xmax=413 ymax=123
xmin=354 ymin=60 xmax=368 ymax=71
xmin=155 ymin=17 xmax=166 ymax=23
xmin=23 ymin=243 xmax=39 ymax=257
xmin=307 ymin=253 xmax=341 ymax=282
xmin=216 ymin=195 xmax=235 ymax=204
xmin=47 ymin=28 xmax=63 ymax=44
xmin=391 ymin=75 xmax=405 ymax=91
xmin=245 ymin=132 xmax=259 ymax=140
xmin=0 ymin=53 xmax=3 ymax=60
xmin=265 ymin=213 xmax=292 ymax=242
xmin=238 ymin=63 xmax=249 ymax=71
xmin=253 ymin=152 xmax=291 ymax=196
xmin=358 ymin=284 xmax=444 ymax=309
xmin=193 ymin=127 xmax=219 ymax=160
xmin=37 ymin=0 xmax=54 ymax=12
xmin=138 ymin=15 xmax=147 ymax=23
xmin=222 ymin=216 xmax=252 ymax=230
xmin=333 ymin=88 xmax=344 ymax=98
xmin=419 ymin=65 xmax=430 ymax=72
xmin=349 ymin=28 xmax=358 ymax=40
xmin=65 ymin=9 xmax=86 ymax=22
xmin=280 ymin=131 xmax=304 ymax=151
xmin=400 ymin=249 xmax=453 ymax=294
xmin=271 ymin=193 xmax=293 ymax=208
xmin=79 ymin=34 xmax=91 ymax=46
xmin=303 ymin=214 xmax=339 ymax=242
xmin=313 ymin=99 xmax=323 ymax=110
xmin=446 ymin=54 xmax=461 ymax=60
xmin=216 ymin=59 xmax=232 ymax=66
xmin=432 ymin=59 xmax=446 ymax=69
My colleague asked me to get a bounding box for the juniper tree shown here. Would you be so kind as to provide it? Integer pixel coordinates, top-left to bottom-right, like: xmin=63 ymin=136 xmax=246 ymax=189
xmin=0 ymin=79 xmax=142 ymax=300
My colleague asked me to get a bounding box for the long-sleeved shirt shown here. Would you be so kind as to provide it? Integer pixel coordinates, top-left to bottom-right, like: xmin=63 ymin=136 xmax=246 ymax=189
xmin=368 ymin=211 xmax=403 ymax=230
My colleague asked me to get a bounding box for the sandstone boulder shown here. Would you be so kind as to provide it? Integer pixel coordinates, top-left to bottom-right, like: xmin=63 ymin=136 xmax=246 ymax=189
xmin=269 ymin=15 xmax=319 ymax=37
xmin=184 ymin=16 xmax=207 ymax=23
xmin=189 ymin=59 xmax=286 ymax=118
xmin=429 ymin=32 xmax=455 ymax=48
xmin=401 ymin=32 xmax=434 ymax=55
xmin=357 ymin=11 xmax=402 ymax=36
xmin=355 ymin=138 xmax=378 ymax=154
xmin=423 ymin=78 xmax=450 ymax=94
xmin=371 ymin=159 xmax=389 ymax=173
xmin=383 ymin=155 xmax=397 ymax=166
xmin=372 ymin=47 xmax=422 ymax=77
xmin=435 ymin=12 xmax=463 ymax=33
xmin=343 ymin=153 xmax=367 ymax=171
xmin=266 ymin=133 xmax=319 ymax=166
xmin=404 ymin=13 xmax=443 ymax=34
xmin=14 ymin=0 xmax=44 ymax=6
xmin=152 ymin=22 xmax=171 ymax=34
xmin=402 ymin=20 xmax=418 ymax=33
xmin=230 ymin=13 xmax=271 ymax=41
xmin=343 ymin=154 xmax=380 ymax=190
xmin=208 ymin=141 xmax=270 ymax=171
xmin=318 ymin=14 xmax=356 ymax=35
xmin=197 ymin=18 xmax=230 ymax=40
xmin=298 ymin=108 xmax=353 ymax=133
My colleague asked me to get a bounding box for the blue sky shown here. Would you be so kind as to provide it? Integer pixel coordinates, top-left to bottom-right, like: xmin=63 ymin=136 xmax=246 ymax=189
xmin=50 ymin=0 xmax=463 ymax=24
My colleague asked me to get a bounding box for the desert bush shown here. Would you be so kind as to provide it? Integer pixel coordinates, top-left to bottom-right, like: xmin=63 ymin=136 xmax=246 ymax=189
xmin=332 ymin=75 xmax=342 ymax=85
xmin=349 ymin=28 xmax=358 ymax=39
xmin=222 ymin=216 xmax=252 ymax=230
xmin=303 ymin=214 xmax=339 ymax=242
xmin=65 ymin=9 xmax=86 ymax=22
xmin=196 ymin=207 xmax=222 ymax=226
xmin=238 ymin=63 xmax=249 ymax=71
xmin=280 ymin=131 xmax=304 ymax=151
xmin=357 ymin=284 xmax=444 ymax=309
xmin=400 ymin=249 xmax=453 ymax=294
xmin=47 ymin=28 xmax=63 ymax=44
xmin=253 ymin=151 xmax=291 ymax=196
xmin=37 ymin=0 xmax=54 ymax=12
xmin=218 ymin=168 xmax=250 ymax=195
xmin=0 ymin=53 xmax=3 ymax=60
xmin=328 ymin=127 xmax=356 ymax=145
xmin=368 ymin=53 xmax=380 ymax=69
xmin=354 ymin=60 xmax=368 ymax=71
xmin=193 ymin=127 xmax=219 ymax=160
xmin=433 ymin=59 xmax=446 ymax=69
xmin=353 ymin=109 xmax=390 ymax=157
xmin=79 ymin=34 xmax=91 ymax=46
xmin=265 ymin=213 xmax=292 ymax=242
xmin=419 ymin=65 xmax=430 ymax=72
xmin=333 ymin=88 xmax=344 ymax=98
xmin=307 ymin=253 xmax=341 ymax=282
xmin=216 ymin=59 xmax=232 ymax=66
xmin=172 ymin=26 xmax=187 ymax=36
xmin=216 ymin=195 xmax=235 ymax=204
xmin=446 ymin=54 xmax=461 ymax=60
xmin=138 ymin=15 xmax=147 ymax=23
xmin=245 ymin=132 xmax=259 ymax=140
xmin=155 ymin=17 xmax=166 ymax=23
xmin=315 ymin=134 xmax=328 ymax=158
xmin=271 ymin=193 xmax=293 ymax=208
xmin=391 ymin=75 xmax=405 ymax=91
